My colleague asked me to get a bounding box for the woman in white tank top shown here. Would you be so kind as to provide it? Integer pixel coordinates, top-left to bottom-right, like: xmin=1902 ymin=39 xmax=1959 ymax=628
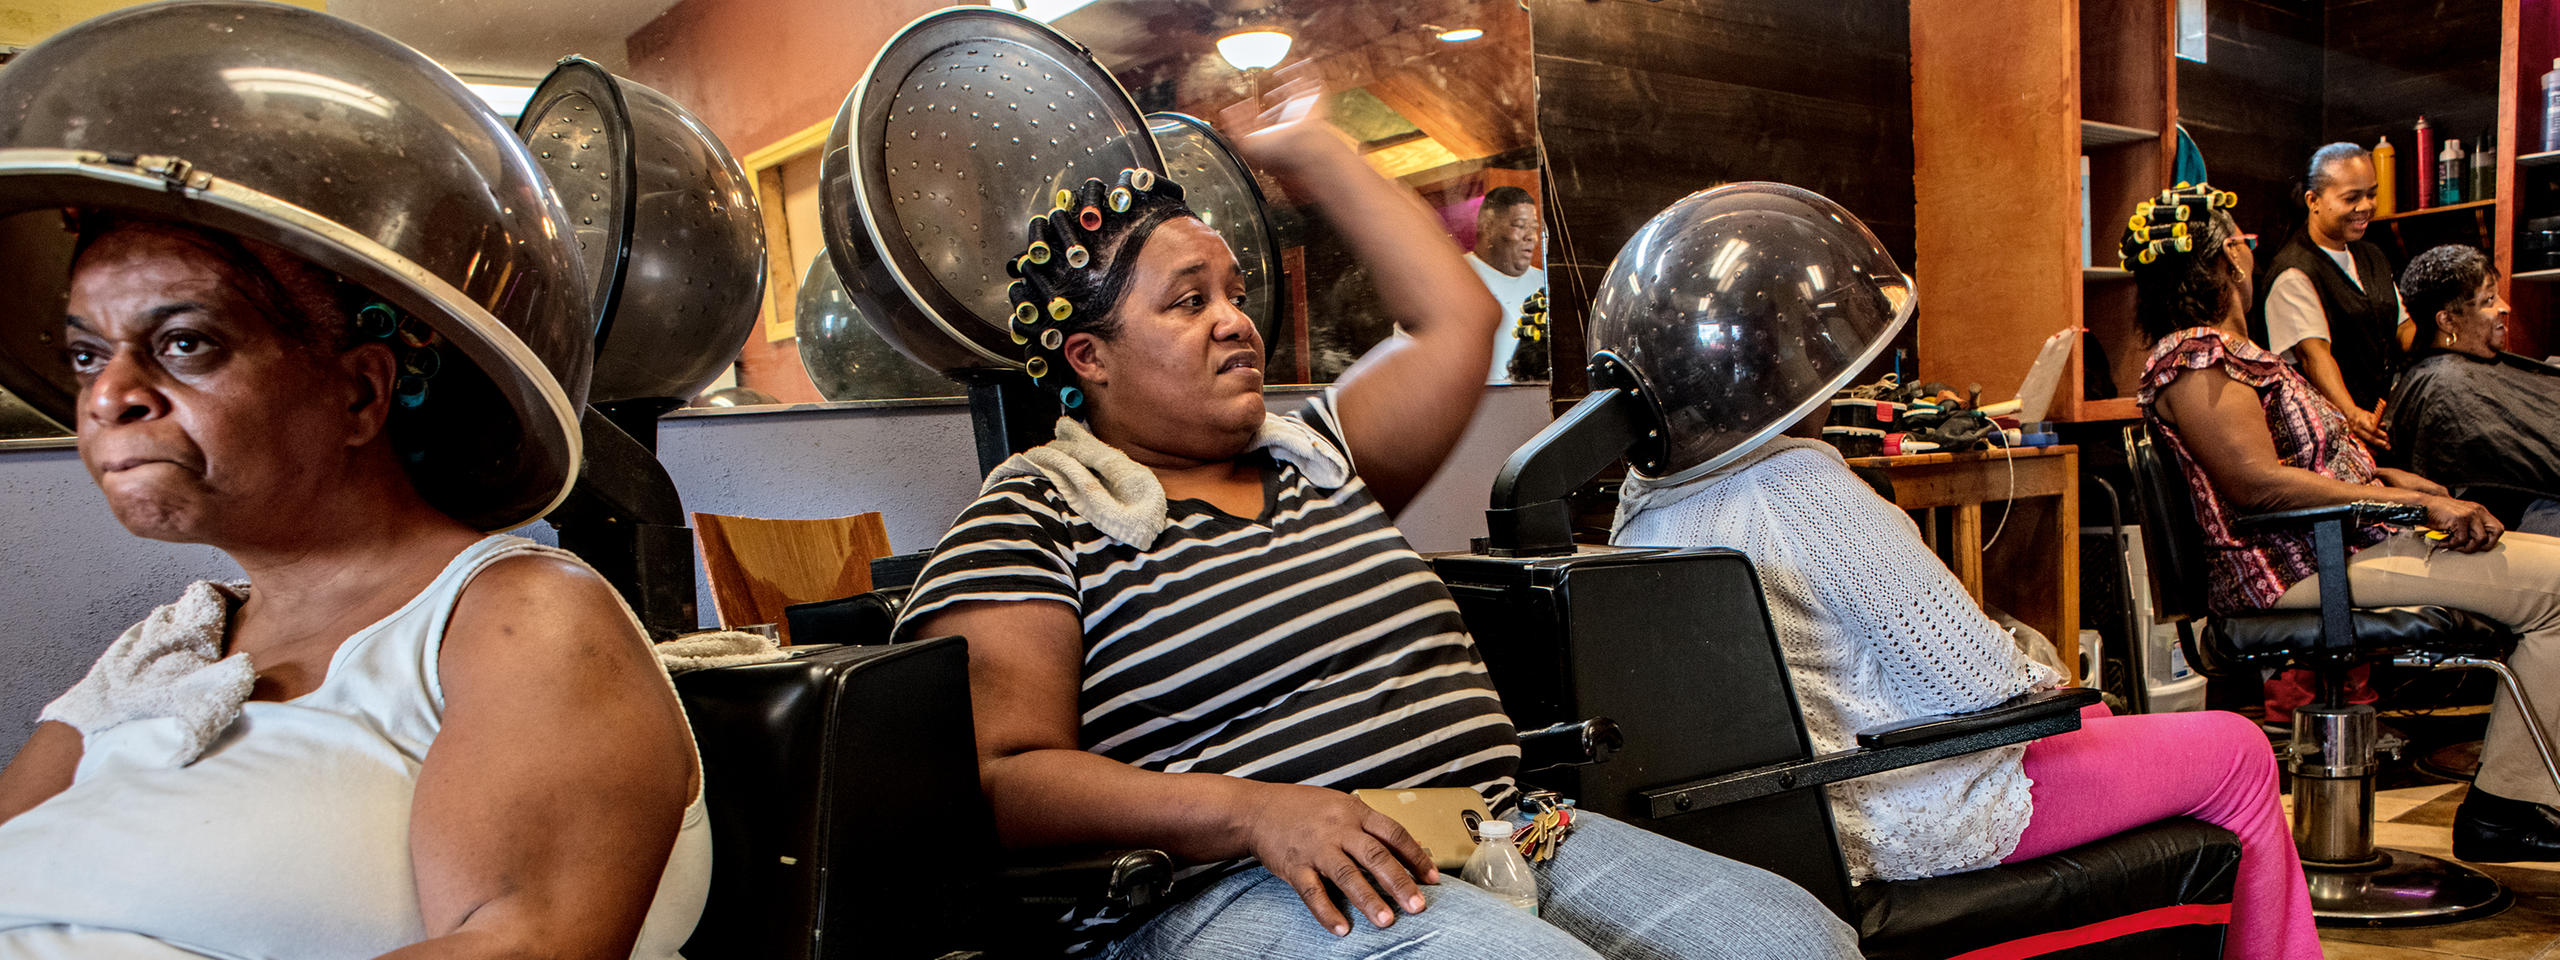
xmin=0 ymin=104 xmax=709 ymax=960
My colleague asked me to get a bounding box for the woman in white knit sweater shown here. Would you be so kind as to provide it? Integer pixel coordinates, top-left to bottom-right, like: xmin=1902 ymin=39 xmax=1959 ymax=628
xmin=1614 ymin=421 xmax=2316 ymax=960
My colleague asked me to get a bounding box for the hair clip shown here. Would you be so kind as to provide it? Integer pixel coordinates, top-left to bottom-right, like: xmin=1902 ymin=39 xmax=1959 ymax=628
xmin=1064 ymin=244 xmax=1090 ymax=268
xmin=1108 ymin=186 xmax=1133 ymax=213
xmin=1048 ymin=296 xmax=1073 ymax=321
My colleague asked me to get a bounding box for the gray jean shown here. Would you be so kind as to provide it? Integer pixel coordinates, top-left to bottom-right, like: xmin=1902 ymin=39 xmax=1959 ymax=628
xmin=1099 ymin=810 xmax=1859 ymax=960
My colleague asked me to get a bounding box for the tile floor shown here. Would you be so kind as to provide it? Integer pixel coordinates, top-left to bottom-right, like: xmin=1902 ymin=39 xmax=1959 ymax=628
xmin=2302 ymin=783 xmax=2560 ymax=959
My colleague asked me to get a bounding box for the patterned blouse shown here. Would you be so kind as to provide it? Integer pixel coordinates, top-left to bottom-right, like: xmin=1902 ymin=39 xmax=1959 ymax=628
xmin=2138 ymin=327 xmax=2390 ymax=613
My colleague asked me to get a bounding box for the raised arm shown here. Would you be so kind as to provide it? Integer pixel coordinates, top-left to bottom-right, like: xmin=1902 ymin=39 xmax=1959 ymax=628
xmin=916 ymin=599 xmax=1438 ymax=937
xmin=2156 ymin=369 xmax=2498 ymax=551
xmin=0 ymin=721 xmax=80 ymax=828
xmin=381 ymin=554 xmax=698 ymax=960
xmin=1222 ymin=76 xmax=1502 ymax=513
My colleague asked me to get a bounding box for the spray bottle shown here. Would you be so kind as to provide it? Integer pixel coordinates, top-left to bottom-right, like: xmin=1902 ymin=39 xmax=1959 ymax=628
xmin=2415 ymin=115 xmax=2435 ymax=210
xmin=2474 ymin=129 xmax=2497 ymax=200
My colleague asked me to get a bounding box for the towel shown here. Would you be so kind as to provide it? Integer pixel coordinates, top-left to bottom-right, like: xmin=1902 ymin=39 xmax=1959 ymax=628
xmin=40 ymin=580 xmax=258 ymax=766
xmin=656 ymin=630 xmax=788 ymax=674
xmin=985 ymin=413 xmax=1352 ymax=548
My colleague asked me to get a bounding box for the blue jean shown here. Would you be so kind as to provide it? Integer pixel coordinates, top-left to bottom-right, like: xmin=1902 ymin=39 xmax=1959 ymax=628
xmin=1098 ymin=811 xmax=1859 ymax=960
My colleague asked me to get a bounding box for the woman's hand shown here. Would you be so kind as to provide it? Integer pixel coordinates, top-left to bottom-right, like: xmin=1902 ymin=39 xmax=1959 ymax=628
xmin=2419 ymin=495 xmax=2504 ymax=553
xmin=1236 ymin=782 xmax=1439 ymax=936
xmin=1220 ymin=71 xmax=1359 ymax=191
xmin=2374 ymin=468 xmax=2447 ymax=497
xmin=2345 ymin=406 xmax=2390 ymax=450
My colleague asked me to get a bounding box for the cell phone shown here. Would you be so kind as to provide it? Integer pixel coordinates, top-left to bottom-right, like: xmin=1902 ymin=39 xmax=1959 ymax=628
xmin=1353 ymin=787 xmax=1492 ymax=873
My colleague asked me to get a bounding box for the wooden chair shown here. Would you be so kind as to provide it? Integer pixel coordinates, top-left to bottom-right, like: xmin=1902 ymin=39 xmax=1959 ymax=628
xmin=692 ymin=511 xmax=894 ymax=643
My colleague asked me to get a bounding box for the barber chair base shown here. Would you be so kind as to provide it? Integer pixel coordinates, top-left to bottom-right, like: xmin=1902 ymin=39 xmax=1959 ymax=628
xmin=2306 ymin=848 xmax=2512 ymax=927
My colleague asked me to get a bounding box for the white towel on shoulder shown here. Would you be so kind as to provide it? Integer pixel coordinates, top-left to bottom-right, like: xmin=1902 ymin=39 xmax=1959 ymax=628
xmin=986 ymin=414 xmax=1351 ymax=548
xmin=39 ymin=580 xmax=258 ymax=767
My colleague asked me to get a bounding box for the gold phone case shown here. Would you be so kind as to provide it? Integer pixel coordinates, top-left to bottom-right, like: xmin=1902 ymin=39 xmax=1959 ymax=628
xmin=1353 ymin=787 xmax=1492 ymax=872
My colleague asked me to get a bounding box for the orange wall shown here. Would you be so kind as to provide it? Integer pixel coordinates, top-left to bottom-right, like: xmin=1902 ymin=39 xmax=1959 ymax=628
xmin=623 ymin=0 xmax=949 ymax=161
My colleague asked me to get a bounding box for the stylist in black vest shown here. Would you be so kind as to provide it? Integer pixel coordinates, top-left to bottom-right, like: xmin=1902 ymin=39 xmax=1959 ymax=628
xmin=2262 ymin=141 xmax=2409 ymax=449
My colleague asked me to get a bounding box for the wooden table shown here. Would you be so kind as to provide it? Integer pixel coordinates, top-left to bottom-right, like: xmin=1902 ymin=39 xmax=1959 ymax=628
xmin=1845 ymin=445 xmax=2081 ymax=685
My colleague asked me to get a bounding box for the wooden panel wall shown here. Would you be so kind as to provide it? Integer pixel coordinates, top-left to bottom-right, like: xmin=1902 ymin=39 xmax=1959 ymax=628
xmin=2177 ymin=0 xmax=2326 ymax=252
xmin=2323 ymin=0 xmax=2503 ymax=211
xmin=1530 ymin=0 xmax=1917 ymax=396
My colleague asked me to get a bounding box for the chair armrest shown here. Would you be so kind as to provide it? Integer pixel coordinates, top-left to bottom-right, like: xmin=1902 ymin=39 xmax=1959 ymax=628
xmin=2232 ymin=500 xmax=2422 ymax=531
xmin=1000 ymin=848 xmax=1176 ymax=911
xmin=1854 ymin=688 xmax=2100 ymax=749
xmin=1519 ymin=718 xmax=1623 ymax=773
xmin=1638 ymin=689 xmax=2099 ymax=819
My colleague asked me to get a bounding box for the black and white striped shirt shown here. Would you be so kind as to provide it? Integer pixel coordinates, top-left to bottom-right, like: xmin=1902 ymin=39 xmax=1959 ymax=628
xmin=898 ymin=411 xmax=1520 ymax=812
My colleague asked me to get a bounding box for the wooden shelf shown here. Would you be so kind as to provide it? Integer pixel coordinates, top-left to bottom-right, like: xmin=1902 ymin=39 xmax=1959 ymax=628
xmin=2373 ymin=197 xmax=2496 ymax=224
xmin=2082 ymin=267 xmax=2133 ymax=280
xmin=2513 ymin=267 xmax=2560 ymax=282
xmin=2059 ymin=396 xmax=2141 ymax=422
xmin=2516 ymin=149 xmax=2560 ymax=169
xmin=2080 ymin=119 xmax=2158 ymax=148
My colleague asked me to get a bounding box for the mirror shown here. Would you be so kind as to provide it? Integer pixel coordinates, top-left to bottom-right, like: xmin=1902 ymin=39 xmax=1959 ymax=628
xmin=0 ymin=0 xmax=1546 ymax=432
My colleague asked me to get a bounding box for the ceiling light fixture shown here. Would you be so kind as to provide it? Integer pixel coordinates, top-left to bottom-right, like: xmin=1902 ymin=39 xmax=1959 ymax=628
xmin=1216 ymin=29 xmax=1293 ymax=71
xmin=1434 ymin=27 xmax=1485 ymax=42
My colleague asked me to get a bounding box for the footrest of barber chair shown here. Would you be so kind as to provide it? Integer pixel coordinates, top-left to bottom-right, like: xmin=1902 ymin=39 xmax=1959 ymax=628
xmin=675 ymin=637 xmax=996 ymax=960
xmin=1853 ymin=817 xmax=2240 ymax=960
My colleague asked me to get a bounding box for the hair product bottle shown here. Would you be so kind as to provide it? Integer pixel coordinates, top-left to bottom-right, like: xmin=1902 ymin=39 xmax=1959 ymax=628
xmin=2544 ymin=58 xmax=2560 ymax=152
xmin=2373 ymin=136 xmax=2398 ymax=217
xmin=2439 ymin=138 xmax=2466 ymax=206
xmin=2474 ymin=129 xmax=2496 ymax=200
xmin=2415 ymin=115 xmax=2435 ymax=210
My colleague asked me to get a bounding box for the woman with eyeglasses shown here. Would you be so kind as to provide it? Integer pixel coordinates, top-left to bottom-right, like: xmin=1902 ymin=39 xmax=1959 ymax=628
xmin=2381 ymin=244 xmax=2560 ymax=536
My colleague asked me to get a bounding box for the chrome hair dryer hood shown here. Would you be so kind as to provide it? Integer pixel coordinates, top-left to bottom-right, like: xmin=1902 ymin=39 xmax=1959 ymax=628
xmin=0 ymin=0 xmax=592 ymax=531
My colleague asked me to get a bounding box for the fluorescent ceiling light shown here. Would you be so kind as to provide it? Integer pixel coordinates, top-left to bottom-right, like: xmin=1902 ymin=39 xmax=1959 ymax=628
xmin=1217 ymin=29 xmax=1293 ymax=71
xmin=1013 ymin=0 xmax=1100 ymax=23
xmin=1435 ymin=27 xmax=1484 ymax=42
xmin=464 ymin=80 xmax=538 ymax=118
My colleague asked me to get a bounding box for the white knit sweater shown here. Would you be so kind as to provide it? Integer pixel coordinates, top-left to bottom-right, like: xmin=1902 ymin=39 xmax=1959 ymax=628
xmin=1614 ymin=438 xmax=2057 ymax=881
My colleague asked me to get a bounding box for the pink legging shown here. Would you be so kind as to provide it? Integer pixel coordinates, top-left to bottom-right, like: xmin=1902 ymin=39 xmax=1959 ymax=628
xmin=2002 ymin=707 xmax=2319 ymax=960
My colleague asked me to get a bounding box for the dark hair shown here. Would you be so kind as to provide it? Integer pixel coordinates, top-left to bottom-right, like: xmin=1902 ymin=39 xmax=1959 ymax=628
xmin=2400 ymin=244 xmax=2495 ymax=354
xmin=2121 ymin=185 xmax=2244 ymax=341
xmin=2305 ymin=142 xmax=2371 ymax=196
xmin=1480 ymin=186 xmax=1534 ymax=216
xmin=1003 ymin=169 xmax=1196 ymax=417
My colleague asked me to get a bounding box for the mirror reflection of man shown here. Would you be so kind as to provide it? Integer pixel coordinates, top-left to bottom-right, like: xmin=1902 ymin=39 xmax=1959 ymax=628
xmin=1463 ymin=186 xmax=1548 ymax=382
xmin=2263 ymin=142 xmax=2410 ymax=448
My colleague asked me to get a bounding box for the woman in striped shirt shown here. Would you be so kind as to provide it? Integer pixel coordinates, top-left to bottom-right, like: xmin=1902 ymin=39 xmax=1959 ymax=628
xmin=894 ymin=79 xmax=1856 ymax=960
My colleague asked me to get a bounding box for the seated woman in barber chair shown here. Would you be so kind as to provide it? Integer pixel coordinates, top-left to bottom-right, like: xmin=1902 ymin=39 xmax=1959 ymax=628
xmin=1610 ymin=189 xmax=2317 ymax=960
xmin=2122 ymin=187 xmax=2560 ymax=866
xmin=891 ymin=84 xmax=1858 ymax=960
xmin=0 ymin=218 xmax=708 ymax=956
xmin=2383 ymin=244 xmax=2560 ymax=536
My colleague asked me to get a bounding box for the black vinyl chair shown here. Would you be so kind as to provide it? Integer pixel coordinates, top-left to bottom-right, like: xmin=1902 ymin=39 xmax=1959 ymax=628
xmin=2124 ymin=424 xmax=2560 ymax=926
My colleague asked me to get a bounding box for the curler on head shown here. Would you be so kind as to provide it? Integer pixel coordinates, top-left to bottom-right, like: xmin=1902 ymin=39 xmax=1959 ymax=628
xmin=998 ymin=167 xmax=1202 ymax=405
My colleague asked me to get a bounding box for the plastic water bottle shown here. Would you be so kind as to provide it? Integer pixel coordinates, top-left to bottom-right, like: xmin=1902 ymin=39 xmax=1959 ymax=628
xmin=1459 ymin=819 xmax=1540 ymax=915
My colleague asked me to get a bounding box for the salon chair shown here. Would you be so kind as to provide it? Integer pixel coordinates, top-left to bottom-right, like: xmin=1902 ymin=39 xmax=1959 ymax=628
xmin=1424 ymin=385 xmax=2245 ymax=959
xmin=2126 ymin=424 xmax=2560 ymax=926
